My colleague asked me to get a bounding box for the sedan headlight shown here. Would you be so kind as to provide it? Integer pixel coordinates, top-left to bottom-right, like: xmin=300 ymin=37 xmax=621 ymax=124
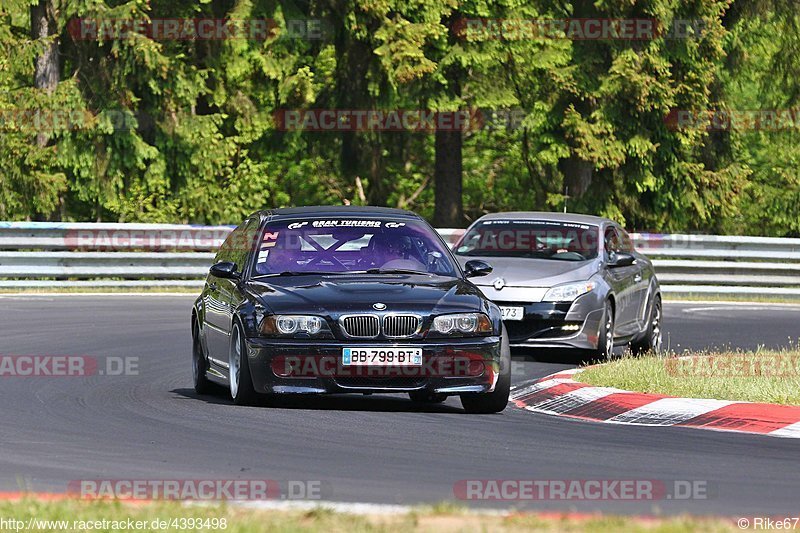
xmin=542 ymin=280 xmax=597 ymax=303
xmin=260 ymin=315 xmax=331 ymax=337
xmin=430 ymin=313 xmax=492 ymax=336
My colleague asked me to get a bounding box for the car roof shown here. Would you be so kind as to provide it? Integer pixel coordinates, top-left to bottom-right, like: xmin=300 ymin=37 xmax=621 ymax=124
xmin=258 ymin=206 xmax=421 ymax=220
xmin=475 ymin=211 xmax=613 ymax=226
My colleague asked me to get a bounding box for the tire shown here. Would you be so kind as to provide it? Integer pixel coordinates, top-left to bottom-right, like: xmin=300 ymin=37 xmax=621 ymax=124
xmin=460 ymin=326 xmax=511 ymax=414
xmin=631 ymin=296 xmax=663 ymax=356
xmin=192 ymin=320 xmax=213 ymax=395
xmin=595 ymin=300 xmax=615 ymax=360
xmin=409 ymin=391 xmax=447 ymax=404
xmin=229 ymin=321 xmax=258 ymax=406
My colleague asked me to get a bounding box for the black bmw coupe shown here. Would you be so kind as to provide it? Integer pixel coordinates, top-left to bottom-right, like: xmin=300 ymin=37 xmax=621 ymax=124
xmin=191 ymin=206 xmax=511 ymax=413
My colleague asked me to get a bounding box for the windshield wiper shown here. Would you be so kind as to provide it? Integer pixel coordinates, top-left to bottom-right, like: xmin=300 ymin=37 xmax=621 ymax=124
xmin=364 ymin=268 xmax=430 ymax=275
xmin=257 ymin=271 xmax=351 ymax=277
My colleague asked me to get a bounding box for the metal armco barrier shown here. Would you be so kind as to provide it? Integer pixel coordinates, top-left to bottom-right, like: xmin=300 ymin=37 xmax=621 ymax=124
xmin=1 ymin=222 xmax=799 ymax=297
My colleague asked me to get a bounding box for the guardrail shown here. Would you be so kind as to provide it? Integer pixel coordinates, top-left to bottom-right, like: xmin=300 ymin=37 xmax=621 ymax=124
xmin=629 ymin=234 xmax=800 ymax=297
xmin=1 ymin=222 xmax=799 ymax=297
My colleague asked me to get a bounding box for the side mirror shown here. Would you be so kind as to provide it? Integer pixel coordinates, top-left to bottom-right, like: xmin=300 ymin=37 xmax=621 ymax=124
xmin=607 ymin=251 xmax=636 ymax=268
xmin=209 ymin=261 xmax=240 ymax=280
xmin=464 ymin=260 xmax=493 ymax=278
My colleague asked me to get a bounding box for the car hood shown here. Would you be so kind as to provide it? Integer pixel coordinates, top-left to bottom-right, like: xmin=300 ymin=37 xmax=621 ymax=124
xmin=245 ymin=274 xmax=488 ymax=316
xmin=456 ymin=256 xmax=598 ymax=287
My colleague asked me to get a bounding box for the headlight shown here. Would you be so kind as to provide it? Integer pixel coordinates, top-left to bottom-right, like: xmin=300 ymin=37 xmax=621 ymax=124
xmin=542 ymin=281 xmax=597 ymax=302
xmin=430 ymin=313 xmax=492 ymax=336
xmin=260 ymin=315 xmax=329 ymax=337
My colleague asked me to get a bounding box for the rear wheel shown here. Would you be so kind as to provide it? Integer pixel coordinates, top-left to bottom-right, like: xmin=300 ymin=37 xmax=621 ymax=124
xmin=409 ymin=391 xmax=447 ymax=404
xmin=192 ymin=320 xmax=213 ymax=395
xmin=229 ymin=321 xmax=258 ymax=406
xmin=460 ymin=326 xmax=511 ymax=414
xmin=631 ymin=296 xmax=663 ymax=356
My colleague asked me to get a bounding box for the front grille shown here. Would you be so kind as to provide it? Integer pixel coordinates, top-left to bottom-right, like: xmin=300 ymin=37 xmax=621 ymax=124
xmin=383 ymin=315 xmax=421 ymax=338
xmin=504 ymin=319 xmax=555 ymax=342
xmin=341 ymin=315 xmax=380 ymax=338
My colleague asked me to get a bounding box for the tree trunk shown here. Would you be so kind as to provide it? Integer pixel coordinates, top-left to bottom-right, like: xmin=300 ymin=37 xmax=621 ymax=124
xmin=433 ymin=128 xmax=463 ymax=227
xmin=433 ymin=15 xmax=465 ymax=227
xmin=560 ymin=155 xmax=594 ymax=199
xmin=31 ymin=0 xmax=61 ymax=221
xmin=31 ymin=0 xmax=60 ymax=149
xmin=334 ymin=18 xmax=389 ymax=205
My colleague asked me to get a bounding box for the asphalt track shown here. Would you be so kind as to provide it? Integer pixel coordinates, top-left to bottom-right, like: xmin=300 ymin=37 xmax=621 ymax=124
xmin=1 ymin=295 xmax=799 ymax=516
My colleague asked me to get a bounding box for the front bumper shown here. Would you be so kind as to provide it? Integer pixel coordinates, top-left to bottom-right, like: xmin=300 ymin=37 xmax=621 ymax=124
xmin=244 ymin=336 xmax=502 ymax=395
xmin=493 ymin=297 xmax=603 ymax=350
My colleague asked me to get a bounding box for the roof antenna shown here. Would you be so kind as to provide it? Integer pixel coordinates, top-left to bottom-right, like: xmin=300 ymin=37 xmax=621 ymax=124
xmin=564 ymin=186 xmax=568 ymax=213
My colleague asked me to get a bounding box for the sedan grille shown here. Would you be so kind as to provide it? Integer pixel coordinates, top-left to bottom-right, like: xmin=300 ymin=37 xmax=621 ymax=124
xmin=341 ymin=315 xmax=380 ymax=338
xmin=383 ymin=315 xmax=421 ymax=338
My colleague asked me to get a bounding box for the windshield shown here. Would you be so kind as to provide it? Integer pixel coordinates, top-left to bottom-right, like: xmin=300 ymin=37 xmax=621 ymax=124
xmin=252 ymin=218 xmax=458 ymax=277
xmin=454 ymin=220 xmax=599 ymax=261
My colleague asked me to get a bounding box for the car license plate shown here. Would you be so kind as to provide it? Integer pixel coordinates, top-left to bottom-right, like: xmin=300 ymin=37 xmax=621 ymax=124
xmin=500 ymin=306 xmax=524 ymax=321
xmin=342 ymin=347 xmax=423 ymax=366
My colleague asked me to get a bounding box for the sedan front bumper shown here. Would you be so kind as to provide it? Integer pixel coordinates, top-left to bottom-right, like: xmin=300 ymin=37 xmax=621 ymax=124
xmin=490 ymin=294 xmax=604 ymax=350
xmin=244 ymin=336 xmax=502 ymax=395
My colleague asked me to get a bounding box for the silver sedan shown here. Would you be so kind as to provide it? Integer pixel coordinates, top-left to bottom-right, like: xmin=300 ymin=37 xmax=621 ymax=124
xmin=454 ymin=212 xmax=662 ymax=358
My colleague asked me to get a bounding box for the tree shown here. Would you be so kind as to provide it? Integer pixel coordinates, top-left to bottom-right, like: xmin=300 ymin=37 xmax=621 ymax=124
xmin=0 ymin=0 xmax=797 ymax=238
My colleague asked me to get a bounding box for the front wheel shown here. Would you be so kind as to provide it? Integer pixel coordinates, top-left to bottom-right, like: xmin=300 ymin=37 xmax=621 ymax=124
xmin=460 ymin=327 xmax=511 ymax=414
xmin=192 ymin=320 xmax=213 ymax=395
xmin=595 ymin=300 xmax=615 ymax=360
xmin=229 ymin=322 xmax=258 ymax=406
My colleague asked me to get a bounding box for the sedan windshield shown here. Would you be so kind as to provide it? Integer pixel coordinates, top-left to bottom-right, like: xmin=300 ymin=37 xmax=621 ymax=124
xmin=455 ymin=220 xmax=599 ymax=261
xmin=252 ymin=218 xmax=458 ymax=276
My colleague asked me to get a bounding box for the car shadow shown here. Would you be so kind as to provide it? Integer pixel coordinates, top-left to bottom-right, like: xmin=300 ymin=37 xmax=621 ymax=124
xmin=171 ymin=387 xmax=467 ymax=414
xmin=511 ymin=347 xmax=600 ymax=366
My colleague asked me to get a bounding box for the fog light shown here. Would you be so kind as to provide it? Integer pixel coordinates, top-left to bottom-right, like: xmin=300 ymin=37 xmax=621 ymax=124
xmin=271 ymin=356 xmax=292 ymax=377
xmin=468 ymin=359 xmax=485 ymax=376
xmin=562 ymin=324 xmax=580 ymax=331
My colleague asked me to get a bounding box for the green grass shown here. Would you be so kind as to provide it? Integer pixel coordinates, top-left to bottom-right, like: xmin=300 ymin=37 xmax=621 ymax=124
xmin=664 ymin=293 xmax=800 ymax=304
xmin=0 ymin=497 xmax=743 ymax=532
xmin=577 ymin=349 xmax=800 ymax=405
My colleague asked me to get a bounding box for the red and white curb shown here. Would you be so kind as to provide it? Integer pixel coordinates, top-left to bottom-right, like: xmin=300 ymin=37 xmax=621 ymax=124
xmin=510 ymin=368 xmax=800 ymax=438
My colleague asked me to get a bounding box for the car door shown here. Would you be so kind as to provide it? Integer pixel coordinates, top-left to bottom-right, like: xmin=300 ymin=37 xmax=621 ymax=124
xmin=618 ymin=227 xmax=650 ymax=330
xmin=604 ymin=225 xmax=639 ymax=336
xmin=212 ymin=217 xmax=261 ymax=370
xmin=224 ymin=215 xmax=260 ymax=314
xmin=203 ymin=227 xmax=239 ymax=366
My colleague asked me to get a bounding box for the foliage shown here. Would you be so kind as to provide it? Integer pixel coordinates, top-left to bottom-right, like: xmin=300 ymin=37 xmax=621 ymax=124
xmin=0 ymin=0 xmax=798 ymax=234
